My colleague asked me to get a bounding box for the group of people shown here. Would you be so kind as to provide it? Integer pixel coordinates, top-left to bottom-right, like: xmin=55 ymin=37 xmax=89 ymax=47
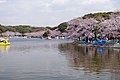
xmin=74 ymin=35 xmax=120 ymax=45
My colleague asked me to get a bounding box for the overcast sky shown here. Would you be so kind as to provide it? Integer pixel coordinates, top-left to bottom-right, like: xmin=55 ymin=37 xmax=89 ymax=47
xmin=0 ymin=0 xmax=120 ymax=27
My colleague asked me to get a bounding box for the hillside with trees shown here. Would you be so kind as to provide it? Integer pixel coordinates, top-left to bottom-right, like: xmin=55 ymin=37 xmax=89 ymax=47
xmin=0 ymin=24 xmax=49 ymax=37
xmin=52 ymin=11 xmax=120 ymax=39
xmin=0 ymin=11 xmax=120 ymax=39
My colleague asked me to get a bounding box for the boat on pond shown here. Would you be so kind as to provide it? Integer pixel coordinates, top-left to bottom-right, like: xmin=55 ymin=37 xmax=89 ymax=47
xmin=0 ymin=38 xmax=10 ymax=46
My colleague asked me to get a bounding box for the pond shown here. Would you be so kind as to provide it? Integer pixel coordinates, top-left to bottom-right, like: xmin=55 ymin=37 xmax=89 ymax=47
xmin=0 ymin=38 xmax=120 ymax=80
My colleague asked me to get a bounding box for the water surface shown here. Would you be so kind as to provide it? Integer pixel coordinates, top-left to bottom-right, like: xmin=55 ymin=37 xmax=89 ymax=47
xmin=0 ymin=38 xmax=120 ymax=80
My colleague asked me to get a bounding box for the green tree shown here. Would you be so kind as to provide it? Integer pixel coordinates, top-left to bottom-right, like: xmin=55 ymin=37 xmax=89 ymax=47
xmin=0 ymin=25 xmax=6 ymax=36
xmin=43 ymin=31 xmax=50 ymax=37
xmin=83 ymin=12 xmax=111 ymax=20
xmin=58 ymin=22 xmax=67 ymax=32
xmin=15 ymin=25 xmax=33 ymax=34
xmin=6 ymin=26 xmax=16 ymax=32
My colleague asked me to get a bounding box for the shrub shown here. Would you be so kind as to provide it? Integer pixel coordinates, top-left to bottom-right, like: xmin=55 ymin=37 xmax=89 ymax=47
xmin=58 ymin=22 xmax=67 ymax=32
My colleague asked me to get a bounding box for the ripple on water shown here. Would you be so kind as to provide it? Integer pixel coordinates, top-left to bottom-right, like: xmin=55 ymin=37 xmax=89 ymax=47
xmin=0 ymin=39 xmax=120 ymax=80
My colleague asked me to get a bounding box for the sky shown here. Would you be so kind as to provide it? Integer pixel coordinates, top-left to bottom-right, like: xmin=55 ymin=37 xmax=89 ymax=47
xmin=0 ymin=0 xmax=120 ymax=27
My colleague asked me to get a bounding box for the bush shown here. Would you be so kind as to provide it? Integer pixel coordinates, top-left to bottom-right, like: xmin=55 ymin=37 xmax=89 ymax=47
xmin=0 ymin=25 xmax=6 ymax=33
xmin=43 ymin=31 xmax=50 ymax=37
xmin=82 ymin=12 xmax=111 ymax=20
xmin=58 ymin=22 xmax=67 ymax=32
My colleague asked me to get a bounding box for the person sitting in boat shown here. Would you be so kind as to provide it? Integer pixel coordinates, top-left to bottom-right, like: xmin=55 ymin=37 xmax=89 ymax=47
xmin=0 ymin=38 xmax=6 ymax=42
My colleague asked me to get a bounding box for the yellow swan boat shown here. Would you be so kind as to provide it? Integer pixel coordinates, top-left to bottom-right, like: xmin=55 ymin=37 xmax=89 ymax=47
xmin=0 ymin=38 xmax=10 ymax=46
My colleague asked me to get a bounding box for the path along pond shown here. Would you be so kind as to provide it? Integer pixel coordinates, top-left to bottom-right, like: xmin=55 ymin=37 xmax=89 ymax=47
xmin=0 ymin=38 xmax=120 ymax=80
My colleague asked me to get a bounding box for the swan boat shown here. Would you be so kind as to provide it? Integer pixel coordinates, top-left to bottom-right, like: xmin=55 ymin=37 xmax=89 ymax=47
xmin=0 ymin=38 xmax=10 ymax=46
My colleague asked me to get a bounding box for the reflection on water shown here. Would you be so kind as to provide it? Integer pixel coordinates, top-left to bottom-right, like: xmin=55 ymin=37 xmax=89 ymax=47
xmin=58 ymin=43 xmax=120 ymax=74
xmin=0 ymin=39 xmax=120 ymax=80
xmin=0 ymin=45 xmax=10 ymax=54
